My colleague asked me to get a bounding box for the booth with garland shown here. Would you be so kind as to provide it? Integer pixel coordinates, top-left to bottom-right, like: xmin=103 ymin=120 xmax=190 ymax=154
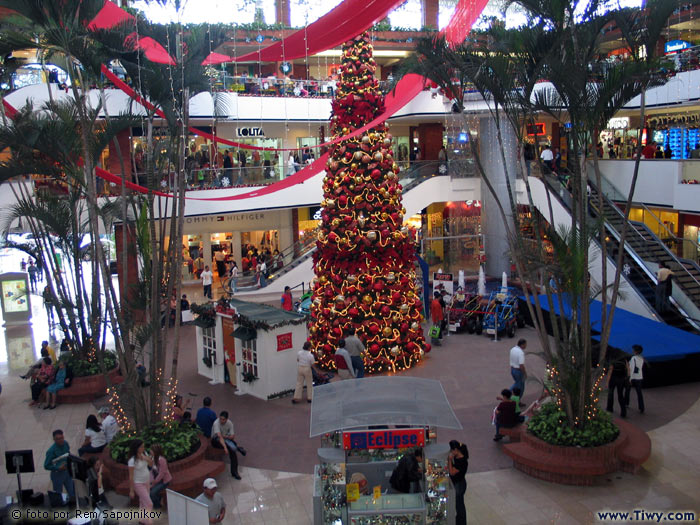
xmin=195 ymin=298 xmax=307 ymax=399
xmin=311 ymin=377 xmax=462 ymax=525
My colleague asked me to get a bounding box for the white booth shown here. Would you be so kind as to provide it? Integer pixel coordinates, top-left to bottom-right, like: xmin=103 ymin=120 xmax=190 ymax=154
xmin=195 ymin=298 xmax=307 ymax=399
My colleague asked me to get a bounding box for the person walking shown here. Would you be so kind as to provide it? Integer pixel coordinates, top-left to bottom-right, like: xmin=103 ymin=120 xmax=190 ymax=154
xmin=281 ymin=286 xmax=293 ymax=311
xmin=195 ymin=478 xmax=226 ymax=524
xmin=292 ymin=341 xmax=318 ymax=404
xmin=625 ymin=345 xmax=645 ymax=414
xmin=201 ymin=265 xmax=213 ymax=300
xmin=448 ymin=440 xmax=469 ymax=525
xmin=333 ymin=339 xmax=355 ymax=380
xmin=606 ymin=357 xmax=629 ymax=418
xmin=230 ymin=262 xmax=239 ymax=293
xmin=509 ymin=339 xmax=528 ymax=397
xmin=540 ymin=144 xmax=554 ymax=172
xmin=344 ymin=327 xmax=365 ymax=379
xmin=128 ymin=439 xmax=153 ymax=524
xmin=655 ymin=262 xmax=673 ymax=313
xmin=44 ymin=429 xmax=76 ymax=503
xmin=430 ymin=291 xmax=444 ymax=343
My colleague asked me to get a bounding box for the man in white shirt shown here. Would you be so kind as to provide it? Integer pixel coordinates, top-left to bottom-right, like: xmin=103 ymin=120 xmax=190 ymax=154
xmin=509 ymin=339 xmax=528 ymax=396
xmin=98 ymin=406 xmax=119 ymax=443
xmin=195 ymin=478 xmax=226 ymax=524
xmin=540 ymin=145 xmax=554 ymax=172
xmin=211 ymin=411 xmax=245 ymax=479
xmin=201 ymin=265 xmax=213 ymax=300
xmin=293 ymin=341 xmax=318 ymax=404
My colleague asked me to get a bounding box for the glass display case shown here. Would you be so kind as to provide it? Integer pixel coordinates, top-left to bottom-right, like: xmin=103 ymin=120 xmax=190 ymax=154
xmin=316 ymin=448 xmax=347 ymax=524
xmin=424 ymin=444 xmax=452 ymax=525
xmin=348 ymin=493 xmax=425 ymax=524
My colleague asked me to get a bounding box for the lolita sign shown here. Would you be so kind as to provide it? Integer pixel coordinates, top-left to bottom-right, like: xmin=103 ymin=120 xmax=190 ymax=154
xmin=236 ymin=127 xmax=265 ymax=137
xmin=342 ymin=429 xmax=425 ymax=450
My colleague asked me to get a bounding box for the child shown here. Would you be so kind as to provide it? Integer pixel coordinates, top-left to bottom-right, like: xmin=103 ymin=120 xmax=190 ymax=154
xmin=511 ymin=387 xmax=522 ymax=416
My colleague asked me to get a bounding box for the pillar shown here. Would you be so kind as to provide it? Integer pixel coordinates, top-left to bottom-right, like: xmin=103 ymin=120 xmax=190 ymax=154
xmin=108 ymin=128 xmax=132 ymax=181
xmin=422 ymin=0 xmax=439 ymax=29
xmin=275 ymin=0 xmax=291 ymax=27
xmin=232 ymin=231 xmax=242 ymax=267
xmin=480 ymin=116 xmax=517 ymax=278
xmin=114 ymin=222 xmax=140 ymax=308
xmin=202 ymin=235 xmax=212 ymax=271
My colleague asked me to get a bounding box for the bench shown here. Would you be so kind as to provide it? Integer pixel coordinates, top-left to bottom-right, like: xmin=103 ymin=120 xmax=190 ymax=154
xmin=498 ymin=425 xmax=523 ymax=442
xmin=114 ymin=459 xmax=225 ymax=499
xmin=57 ymin=368 xmax=123 ymax=404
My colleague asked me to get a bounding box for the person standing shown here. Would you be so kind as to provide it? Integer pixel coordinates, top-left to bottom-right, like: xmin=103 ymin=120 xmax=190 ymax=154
xmin=281 ymin=286 xmax=293 ymax=311
xmin=540 ymin=144 xmax=554 ymax=172
xmin=292 ymin=341 xmax=318 ymax=404
xmin=606 ymin=357 xmax=629 ymax=418
xmin=509 ymin=339 xmax=528 ymax=397
xmin=625 ymin=345 xmax=645 ymax=414
xmin=211 ymin=411 xmax=245 ymax=480
xmin=230 ymin=262 xmax=239 ymax=293
xmin=333 ymin=339 xmax=355 ymax=380
xmin=44 ymin=429 xmax=76 ymax=503
xmin=430 ymin=292 xmax=444 ymax=342
xmin=344 ymin=327 xmax=365 ymax=379
xmin=259 ymin=258 xmax=268 ymax=288
xmin=98 ymin=406 xmax=119 ymax=443
xmin=194 ymin=254 xmax=205 ymax=279
xmin=447 ymin=440 xmax=469 ymax=525
xmin=195 ymin=478 xmax=226 ymax=524
xmin=41 ymin=340 xmax=57 ymax=363
xmin=655 ymin=262 xmax=673 ymax=313
xmin=28 ymin=261 xmax=38 ymax=292
xmin=389 ymin=448 xmax=423 ymax=494
xmin=214 ymin=250 xmax=226 ymax=280
xmin=523 ymin=141 xmax=534 ymax=177
xmin=201 ymin=265 xmax=213 ymax=300
xmin=128 ymin=440 xmax=153 ymax=524
xmin=196 ymin=396 xmax=218 ymax=438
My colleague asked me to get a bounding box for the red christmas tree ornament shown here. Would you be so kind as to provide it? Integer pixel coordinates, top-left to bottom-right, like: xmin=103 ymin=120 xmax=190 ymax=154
xmin=307 ymin=33 xmax=427 ymax=373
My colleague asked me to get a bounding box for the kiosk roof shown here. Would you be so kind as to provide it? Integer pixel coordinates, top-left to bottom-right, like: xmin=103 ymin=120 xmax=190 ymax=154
xmin=309 ymin=377 xmax=462 ymax=437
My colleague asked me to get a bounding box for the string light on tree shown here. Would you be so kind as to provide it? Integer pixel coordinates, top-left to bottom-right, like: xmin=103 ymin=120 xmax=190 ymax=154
xmin=308 ymin=32 xmax=428 ymax=373
xmin=107 ymin=386 xmax=134 ymax=436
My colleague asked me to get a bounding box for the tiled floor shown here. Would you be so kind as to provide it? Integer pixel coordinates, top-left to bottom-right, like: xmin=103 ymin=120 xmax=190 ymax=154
xmin=1 ymin=288 xmax=699 ymax=524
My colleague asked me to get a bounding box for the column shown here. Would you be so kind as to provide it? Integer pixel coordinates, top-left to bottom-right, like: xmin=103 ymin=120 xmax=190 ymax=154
xmin=232 ymin=231 xmax=242 ymax=267
xmin=280 ymin=211 xmax=295 ymax=264
xmin=275 ymin=0 xmax=291 ymax=27
xmin=422 ymin=0 xmax=439 ymax=29
xmin=479 ymin=116 xmax=517 ymax=278
xmin=202 ymin=235 xmax=212 ymax=272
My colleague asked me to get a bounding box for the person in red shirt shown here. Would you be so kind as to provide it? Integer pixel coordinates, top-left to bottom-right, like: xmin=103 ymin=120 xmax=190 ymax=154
xmin=430 ymin=292 xmax=444 ymax=340
xmin=281 ymin=286 xmax=293 ymax=311
xmin=641 ymin=141 xmax=657 ymax=159
xmin=493 ymin=389 xmax=522 ymax=441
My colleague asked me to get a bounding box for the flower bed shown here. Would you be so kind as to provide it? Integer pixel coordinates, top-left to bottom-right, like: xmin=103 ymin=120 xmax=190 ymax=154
xmin=108 ymin=422 xmax=201 ymax=464
xmin=527 ymin=403 xmax=619 ymax=447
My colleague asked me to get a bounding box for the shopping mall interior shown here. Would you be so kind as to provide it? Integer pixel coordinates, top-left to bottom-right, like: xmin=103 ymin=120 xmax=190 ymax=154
xmin=0 ymin=0 xmax=700 ymax=524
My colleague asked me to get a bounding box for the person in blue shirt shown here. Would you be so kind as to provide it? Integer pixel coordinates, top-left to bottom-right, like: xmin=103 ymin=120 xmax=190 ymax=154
xmin=196 ymin=396 xmax=217 ymax=438
xmin=44 ymin=429 xmax=75 ymax=501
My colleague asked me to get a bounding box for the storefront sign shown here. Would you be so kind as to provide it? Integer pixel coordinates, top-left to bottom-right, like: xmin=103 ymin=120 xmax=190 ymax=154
xmin=433 ymin=272 xmax=454 ymax=298
xmin=526 ymin=123 xmax=546 ymax=136
xmin=236 ymin=127 xmax=265 ymax=137
xmin=607 ymin=117 xmax=629 ymax=129
xmin=185 ymin=212 xmax=266 ymax=224
xmin=276 ymin=332 xmax=293 ymax=352
xmin=342 ymin=429 xmax=425 ymax=450
xmin=664 ymin=40 xmax=691 ymax=54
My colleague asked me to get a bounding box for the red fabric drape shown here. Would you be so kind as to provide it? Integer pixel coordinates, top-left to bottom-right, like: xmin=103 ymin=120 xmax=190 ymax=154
xmin=441 ymin=0 xmax=490 ymax=47
xmin=203 ymin=0 xmax=405 ymax=65
xmin=87 ymin=0 xmax=134 ymax=31
xmin=2 ymin=99 xmax=18 ymax=119
xmin=124 ymin=34 xmax=176 ymax=65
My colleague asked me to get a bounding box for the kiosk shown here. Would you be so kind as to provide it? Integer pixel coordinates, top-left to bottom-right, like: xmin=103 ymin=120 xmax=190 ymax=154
xmin=0 ymin=272 xmax=32 ymax=325
xmin=311 ymin=377 xmax=463 ymax=524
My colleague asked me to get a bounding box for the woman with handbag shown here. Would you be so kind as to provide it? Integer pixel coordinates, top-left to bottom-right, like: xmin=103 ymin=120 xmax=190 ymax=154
xmin=625 ymin=345 xmax=645 ymax=414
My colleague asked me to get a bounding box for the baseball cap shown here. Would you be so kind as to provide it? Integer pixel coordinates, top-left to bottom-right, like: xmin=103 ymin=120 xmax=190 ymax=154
xmin=203 ymin=478 xmax=217 ymax=489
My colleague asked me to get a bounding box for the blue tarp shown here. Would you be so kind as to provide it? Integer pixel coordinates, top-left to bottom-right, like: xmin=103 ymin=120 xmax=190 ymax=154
xmin=524 ymin=294 xmax=700 ymax=362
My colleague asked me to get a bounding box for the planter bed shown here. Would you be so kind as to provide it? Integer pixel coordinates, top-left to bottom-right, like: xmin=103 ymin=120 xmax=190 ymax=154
xmin=101 ymin=435 xmax=225 ymax=498
xmin=501 ymin=419 xmax=650 ymax=485
xmin=57 ymin=367 xmax=123 ymax=404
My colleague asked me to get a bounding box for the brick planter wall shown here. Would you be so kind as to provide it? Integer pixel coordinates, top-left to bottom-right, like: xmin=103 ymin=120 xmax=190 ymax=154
xmin=57 ymin=367 xmax=123 ymax=404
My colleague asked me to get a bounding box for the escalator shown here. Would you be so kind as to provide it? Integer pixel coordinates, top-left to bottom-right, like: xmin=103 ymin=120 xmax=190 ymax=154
xmin=537 ymin=172 xmax=699 ymax=332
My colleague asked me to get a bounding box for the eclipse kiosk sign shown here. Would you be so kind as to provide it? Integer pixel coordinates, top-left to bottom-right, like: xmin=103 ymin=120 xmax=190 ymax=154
xmin=0 ymin=272 xmax=32 ymax=325
xmin=342 ymin=429 xmax=426 ymax=450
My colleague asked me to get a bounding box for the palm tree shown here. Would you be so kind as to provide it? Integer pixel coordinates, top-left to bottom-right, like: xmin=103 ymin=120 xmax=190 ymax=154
xmin=404 ymin=0 xmax=675 ymax=428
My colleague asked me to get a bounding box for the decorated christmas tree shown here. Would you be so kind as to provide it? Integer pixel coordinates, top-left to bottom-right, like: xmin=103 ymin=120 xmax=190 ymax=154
xmin=308 ymin=32 xmax=429 ymax=373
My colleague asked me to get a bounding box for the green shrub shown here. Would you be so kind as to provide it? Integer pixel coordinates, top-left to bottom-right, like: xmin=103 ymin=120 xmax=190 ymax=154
xmin=109 ymin=422 xmax=201 ymax=464
xmin=527 ymin=402 xmax=619 ymax=447
xmin=64 ymin=351 xmax=118 ymax=377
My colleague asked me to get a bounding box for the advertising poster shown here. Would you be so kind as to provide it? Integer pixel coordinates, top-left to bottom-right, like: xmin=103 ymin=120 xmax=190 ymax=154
xmin=2 ymin=280 xmax=29 ymax=313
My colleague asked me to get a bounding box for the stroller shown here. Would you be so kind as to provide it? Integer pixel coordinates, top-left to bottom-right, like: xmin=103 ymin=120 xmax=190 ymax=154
xmin=312 ymin=367 xmax=333 ymax=386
